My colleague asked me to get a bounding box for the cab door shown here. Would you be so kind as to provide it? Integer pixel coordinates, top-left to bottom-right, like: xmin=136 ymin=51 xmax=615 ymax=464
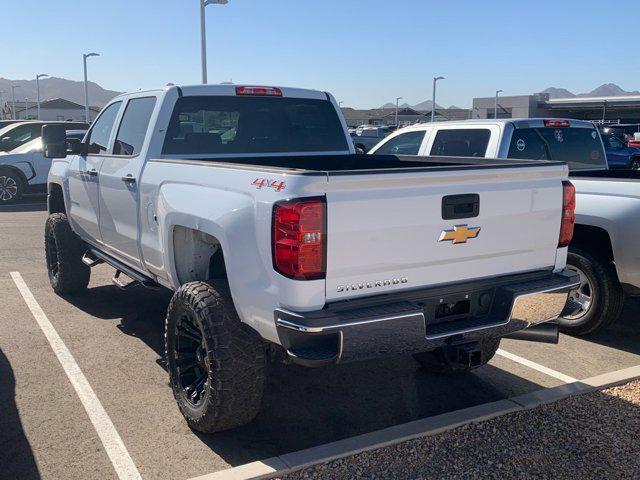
xmin=98 ymin=96 xmax=157 ymax=269
xmin=67 ymin=101 xmax=122 ymax=242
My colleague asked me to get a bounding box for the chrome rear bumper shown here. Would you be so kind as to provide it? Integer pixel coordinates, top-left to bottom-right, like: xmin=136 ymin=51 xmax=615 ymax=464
xmin=275 ymin=269 xmax=579 ymax=366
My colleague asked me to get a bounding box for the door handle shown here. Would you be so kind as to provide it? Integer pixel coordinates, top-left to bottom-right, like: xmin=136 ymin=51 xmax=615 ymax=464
xmin=85 ymin=169 xmax=98 ymax=177
xmin=121 ymin=174 xmax=136 ymax=184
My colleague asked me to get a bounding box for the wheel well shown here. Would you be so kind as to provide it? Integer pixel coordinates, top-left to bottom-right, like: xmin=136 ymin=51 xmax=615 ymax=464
xmin=172 ymin=226 xmax=227 ymax=284
xmin=0 ymin=166 xmax=28 ymax=185
xmin=48 ymin=183 xmax=66 ymax=214
xmin=571 ymin=224 xmax=614 ymax=263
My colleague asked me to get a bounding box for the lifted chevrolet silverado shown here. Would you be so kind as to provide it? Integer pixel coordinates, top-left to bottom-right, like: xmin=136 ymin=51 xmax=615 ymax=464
xmin=42 ymin=84 xmax=578 ymax=433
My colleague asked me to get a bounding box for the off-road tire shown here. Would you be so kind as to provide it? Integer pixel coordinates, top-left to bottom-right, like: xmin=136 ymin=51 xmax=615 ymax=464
xmin=45 ymin=213 xmax=90 ymax=295
xmin=165 ymin=281 xmax=266 ymax=433
xmin=412 ymin=338 xmax=501 ymax=374
xmin=0 ymin=170 xmax=24 ymax=204
xmin=558 ymin=248 xmax=624 ymax=336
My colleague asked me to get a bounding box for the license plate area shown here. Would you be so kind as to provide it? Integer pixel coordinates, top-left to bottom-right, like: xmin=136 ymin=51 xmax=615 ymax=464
xmin=422 ymin=288 xmax=499 ymax=339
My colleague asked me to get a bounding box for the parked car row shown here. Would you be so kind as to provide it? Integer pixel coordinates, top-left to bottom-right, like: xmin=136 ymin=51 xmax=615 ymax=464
xmin=370 ymin=118 xmax=640 ymax=335
xmin=0 ymin=121 xmax=88 ymax=203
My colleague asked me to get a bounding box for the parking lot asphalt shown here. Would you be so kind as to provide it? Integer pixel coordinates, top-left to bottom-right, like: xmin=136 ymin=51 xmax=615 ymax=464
xmin=1 ymin=200 xmax=639 ymax=480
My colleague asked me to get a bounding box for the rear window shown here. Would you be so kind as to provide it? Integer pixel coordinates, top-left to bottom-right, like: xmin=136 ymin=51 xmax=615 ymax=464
xmin=430 ymin=129 xmax=491 ymax=157
xmin=508 ymin=127 xmax=606 ymax=170
xmin=162 ymin=96 xmax=349 ymax=155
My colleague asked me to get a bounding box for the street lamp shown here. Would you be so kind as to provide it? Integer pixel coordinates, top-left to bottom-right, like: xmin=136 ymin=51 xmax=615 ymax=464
xmin=494 ymin=90 xmax=503 ymax=119
xmin=431 ymin=76 xmax=444 ymax=122
xmin=83 ymin=53 xmax=100 ymax=123
xmin=11 ymin=85 xmax=18 ymax=120
xmin=36 ymin=74 xmax=49 ymax=120
xmin=200 ymin=0 xmax=229 ymax=84
xmin=395 ymin=96 xmax=403 ymax=128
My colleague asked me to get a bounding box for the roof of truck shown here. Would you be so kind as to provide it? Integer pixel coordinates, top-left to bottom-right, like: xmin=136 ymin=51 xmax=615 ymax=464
xmin=111 ymin=84 xmax=331 ymax=101
xmin=397 ymin=118 xmax=597 ymax=131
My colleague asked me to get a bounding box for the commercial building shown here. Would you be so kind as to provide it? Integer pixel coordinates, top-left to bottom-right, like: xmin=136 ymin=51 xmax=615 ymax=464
xmin=0 ymin=98 xmax=100 ymax=122
xmin=472 ymin=93 xmax=640 ymax=124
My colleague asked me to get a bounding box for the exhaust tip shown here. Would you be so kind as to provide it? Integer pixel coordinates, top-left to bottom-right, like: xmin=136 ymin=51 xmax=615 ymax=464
xmin=504 ymin=322 xmax=559 ymax=344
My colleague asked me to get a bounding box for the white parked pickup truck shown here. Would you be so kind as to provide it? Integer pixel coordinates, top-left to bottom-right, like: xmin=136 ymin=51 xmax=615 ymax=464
xmin=42 ymin=85 xmax=578 ymax=433
xmin=371 ymin=118 xmax=640 ymax=335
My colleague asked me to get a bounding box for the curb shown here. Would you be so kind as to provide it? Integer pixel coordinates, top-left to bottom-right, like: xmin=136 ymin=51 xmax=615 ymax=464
xmin=189 ymin=364 xmax=640 ymax=480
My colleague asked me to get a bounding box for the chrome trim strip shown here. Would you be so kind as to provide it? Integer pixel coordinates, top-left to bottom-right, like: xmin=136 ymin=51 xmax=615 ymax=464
xmin=276 ymin=311 xmax=425 ymax=333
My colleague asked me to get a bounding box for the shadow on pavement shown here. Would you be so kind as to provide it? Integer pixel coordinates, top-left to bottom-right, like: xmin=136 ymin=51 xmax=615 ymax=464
xmin=577 ymin=297 xmax=640 ymax=356
xmin=63 ymin=284 xmax=172 ymax=368
xmin=0 ymin=348 xmax=40 ymax=479
xmin=0 ymin=197 xmax=47 ymax=213
xmin=65 ymin=283 xmax=553 ymax=466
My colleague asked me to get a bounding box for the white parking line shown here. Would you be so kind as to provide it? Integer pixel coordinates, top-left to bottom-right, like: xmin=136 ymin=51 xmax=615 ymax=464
xmin=496 ymin=349 xmax=578 ymax=384
xmin=10 ymin=272 xmax=142 ymax=480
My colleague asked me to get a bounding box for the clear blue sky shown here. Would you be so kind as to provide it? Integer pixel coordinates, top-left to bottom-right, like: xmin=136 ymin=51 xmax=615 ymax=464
xmin=2 ymin=0 xmax=638 ymax=108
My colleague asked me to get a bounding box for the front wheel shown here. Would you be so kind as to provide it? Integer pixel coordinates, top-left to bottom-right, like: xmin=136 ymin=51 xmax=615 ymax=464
xmin=165 ymin=281 xmax=266 ymax=433
xmin=0 ymin=171 xmax=24 ymax=204
xmin=558 ymin=248 xmax=624 ymax=336
xmin=45 ymin=213 xmax=90 ymax=295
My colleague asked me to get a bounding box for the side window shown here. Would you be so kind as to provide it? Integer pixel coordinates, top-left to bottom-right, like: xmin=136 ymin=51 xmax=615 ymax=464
xmin=375 ymin=131 xmax=426 ymax=155
xmin=113 ymin=97 xmax=157 ymax=156
xmin=86 ymin=101 xmax=122 ymax=154
xmin=605 ymin=135 xmax=624 ymax=149
xmin=430 ymin=129 xmax=491 ymax=157
xmin=507 ymin=129 xmax=550 ymax=160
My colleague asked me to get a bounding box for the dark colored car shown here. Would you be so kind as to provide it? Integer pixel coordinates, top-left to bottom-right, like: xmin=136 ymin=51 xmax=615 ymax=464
xmin=0 ymin=121 xmax=89 ymax=152
xmin=599 ymin=128 xmax=640 ymax=170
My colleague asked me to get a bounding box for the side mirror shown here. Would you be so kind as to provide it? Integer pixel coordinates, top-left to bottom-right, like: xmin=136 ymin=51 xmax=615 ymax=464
xmin=42 ymin=124 xmax=68 ymax=159
xmin=66 ymin=138 xmax=88 ymax=156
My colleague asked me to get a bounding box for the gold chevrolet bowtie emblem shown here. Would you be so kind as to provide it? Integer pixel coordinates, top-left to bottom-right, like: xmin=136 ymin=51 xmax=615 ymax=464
xmin=438 ymin=225 xmax=481 ymax=244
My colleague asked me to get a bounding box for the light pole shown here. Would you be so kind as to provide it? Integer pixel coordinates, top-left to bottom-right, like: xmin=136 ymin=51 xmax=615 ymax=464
xmin=395 ymin=96 xmax=403 ymax=128
xmin=11 ymin=85 xmax=18 ymax=120
xmin=494 ymin=90 xmax=503 ymax=119
xmin=200 ymin=0 xmax=229 ymax=84
xmin=36 ymin=74 xmax=49 ymax=120
xmin=431 ymin=76 xmax=444 ymax=122
xmin=83 ymin=53 xmax=100 ymax=123
xmin=24 ymin=98 xmax=29 ymax=120
xmin=0 ymin=91 xmax=4 ymax=120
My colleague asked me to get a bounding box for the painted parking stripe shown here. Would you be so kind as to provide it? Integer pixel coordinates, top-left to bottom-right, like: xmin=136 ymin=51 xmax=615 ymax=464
xmin=10 ymin=272 xmax=142 ymax=480
xmin=496 ymin=349 xmax=578 ymax=384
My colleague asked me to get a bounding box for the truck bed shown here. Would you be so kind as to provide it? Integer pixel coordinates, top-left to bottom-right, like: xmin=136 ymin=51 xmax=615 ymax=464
xmin=156 ymin=154 xmax=565 ymax=175
xmin=570 ymin=169 xmax=640 ymax=180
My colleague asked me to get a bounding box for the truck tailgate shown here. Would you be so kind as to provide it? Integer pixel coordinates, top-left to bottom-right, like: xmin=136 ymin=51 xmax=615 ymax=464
xmin=325 ymin=165 xmax=565 ymax=301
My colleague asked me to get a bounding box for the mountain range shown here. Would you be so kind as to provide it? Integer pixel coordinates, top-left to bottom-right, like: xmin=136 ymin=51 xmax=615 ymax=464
xmin=0 ymin=77 xmax=121 ymax=107
xmin=541 ymin=83 xmax=640 ymax=99
xmin=381 ymin=84 xmax=639 ymax=110
xmin=380 ymin=100 xmax=447 ymax=110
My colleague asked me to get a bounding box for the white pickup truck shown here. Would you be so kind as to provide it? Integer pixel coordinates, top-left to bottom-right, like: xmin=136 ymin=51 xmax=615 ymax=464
xmin=371 ymin=119 xmax=640 ymax=335
xmin=42 ymin=84 xmax=578 ymax=433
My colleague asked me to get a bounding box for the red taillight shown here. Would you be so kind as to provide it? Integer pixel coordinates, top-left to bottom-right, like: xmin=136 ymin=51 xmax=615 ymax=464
xmin=559 ymin=181 xmax=575 ymax=247
xmin=236 ymin=86 xmax=282 ymax=97
xmin=273 ymin=198 xmax=326 ymax=280
xmin=545 ymin=120 xmax=570 ymax=127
